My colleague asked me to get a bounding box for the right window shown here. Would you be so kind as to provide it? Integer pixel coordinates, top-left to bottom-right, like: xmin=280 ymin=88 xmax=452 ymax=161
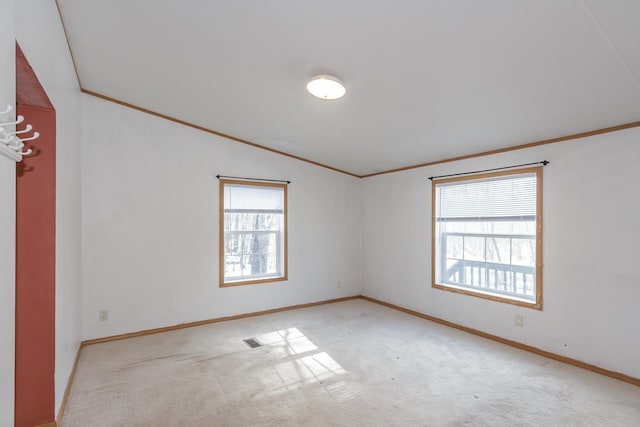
xmin=432 ymin=167 xmax=542 ymax=309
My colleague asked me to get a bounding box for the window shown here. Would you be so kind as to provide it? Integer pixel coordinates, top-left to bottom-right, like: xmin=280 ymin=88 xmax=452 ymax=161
xmin=220 ymin=180 xmax=287 ymax=287
xmin=432 ymin=167 xmax=542 ymax=309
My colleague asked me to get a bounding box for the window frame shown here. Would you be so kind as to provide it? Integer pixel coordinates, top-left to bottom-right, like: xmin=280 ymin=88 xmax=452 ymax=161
xmin=219 ymin=179 xmax=288 ymax=287
xmin=431 ymin=167 xmax=543 ymax=310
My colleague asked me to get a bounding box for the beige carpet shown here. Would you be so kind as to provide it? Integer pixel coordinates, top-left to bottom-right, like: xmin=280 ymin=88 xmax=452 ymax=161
xmin=61 ymin=300 xmax=640 ymax=426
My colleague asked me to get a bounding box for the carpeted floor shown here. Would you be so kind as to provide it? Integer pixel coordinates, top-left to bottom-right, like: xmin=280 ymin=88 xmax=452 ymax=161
xmin=61 ymin=300 xmax=640 ymax=426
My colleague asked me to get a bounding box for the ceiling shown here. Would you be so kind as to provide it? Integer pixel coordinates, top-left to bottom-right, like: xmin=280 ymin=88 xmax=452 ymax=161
xmin=57 ymin=0 xmax=640 ymax=177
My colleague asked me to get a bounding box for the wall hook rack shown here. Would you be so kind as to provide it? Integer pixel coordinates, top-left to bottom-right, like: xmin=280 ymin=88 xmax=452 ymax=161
xmin=0 ymin=104 xmax=41 ymax=162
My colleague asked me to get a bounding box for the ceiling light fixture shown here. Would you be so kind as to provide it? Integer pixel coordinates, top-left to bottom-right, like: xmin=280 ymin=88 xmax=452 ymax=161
xmin=306 ymin=75 xmax=346 ymax=100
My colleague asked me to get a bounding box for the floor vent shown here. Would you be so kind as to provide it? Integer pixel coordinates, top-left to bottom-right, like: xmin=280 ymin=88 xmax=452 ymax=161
xmin=243 ymin=338 xmax=262 ymax=348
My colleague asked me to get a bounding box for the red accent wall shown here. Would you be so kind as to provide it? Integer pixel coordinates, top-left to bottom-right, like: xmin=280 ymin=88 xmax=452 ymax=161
xmin=15 ymin=44 xmax=56 ymax=427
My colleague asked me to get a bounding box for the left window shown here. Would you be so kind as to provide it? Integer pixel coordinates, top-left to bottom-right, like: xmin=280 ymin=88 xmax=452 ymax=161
xmin=219 ymin=180 xmax=288 ymax=287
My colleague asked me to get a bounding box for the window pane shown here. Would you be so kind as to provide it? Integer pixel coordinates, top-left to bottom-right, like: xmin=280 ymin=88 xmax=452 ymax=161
xmin=463 ymin=236 xmax=484 ymax=261
xmin=486 ymin=237 xmax=510 ymax=264
xmin=227 ymin=213 xmax=281 ymax=231
xmin=511 ymin=238 xmax=535 ymax=267
xmin=446 ymin=235 xmax=463 ymax=259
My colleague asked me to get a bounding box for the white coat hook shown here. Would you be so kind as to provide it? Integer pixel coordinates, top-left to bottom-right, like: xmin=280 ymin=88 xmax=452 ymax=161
xmin=10 ymin=124 xmax=33 ymax=135
xmin=1 ymin=115 xmax=25 ymax=127
xmin=0 ymin=105 xmax=12 ymax=115
xmin=20 ymin=132 xmax=40 ymax=143
xmin=21 ymin=148 xmax=33 ymax=156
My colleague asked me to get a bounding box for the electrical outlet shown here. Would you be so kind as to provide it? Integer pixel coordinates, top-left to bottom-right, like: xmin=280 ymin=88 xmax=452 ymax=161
xmin=515 ymin=314 xmax=524 ymax=327
xmin=99 ymin=310 xmax=108 ymax=322
xmin=337 ymin=281 xmax=342 ymax=288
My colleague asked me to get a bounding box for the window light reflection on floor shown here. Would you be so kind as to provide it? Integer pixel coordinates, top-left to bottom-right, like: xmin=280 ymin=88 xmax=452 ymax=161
xmin=250 ymin=327 xmax=354 ymax=400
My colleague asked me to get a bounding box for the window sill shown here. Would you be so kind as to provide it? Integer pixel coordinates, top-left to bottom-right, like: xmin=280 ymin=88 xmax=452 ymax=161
xmin=432 ymin=282 xmax=542 ymax=310
xmin=221 ymin=275 xmax=288 ymax=288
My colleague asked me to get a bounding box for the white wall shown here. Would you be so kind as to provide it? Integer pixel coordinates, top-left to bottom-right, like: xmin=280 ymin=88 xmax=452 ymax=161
xmin=362 ymin=127 xmax=640 ymax=379
xmin=81 ymin=94 xmax=362 ymax=340
xmin=15 ymin=0 xmax=83 ymax=413
xmin=0 ymin=1 xmax=16 ymax=425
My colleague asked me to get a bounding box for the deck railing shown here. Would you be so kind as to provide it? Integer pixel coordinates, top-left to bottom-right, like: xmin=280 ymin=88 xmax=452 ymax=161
xmin=441 ymin=232 xmax=536 ymax=300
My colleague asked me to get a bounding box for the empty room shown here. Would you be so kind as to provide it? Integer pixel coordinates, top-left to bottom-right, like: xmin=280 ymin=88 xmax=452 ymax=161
xmin=1 ymin=1 xmax=639 ymax=426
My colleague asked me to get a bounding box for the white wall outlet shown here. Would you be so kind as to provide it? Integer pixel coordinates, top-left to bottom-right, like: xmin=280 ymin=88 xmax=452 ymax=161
xmin=337 ymin=281 xmax=342 ymax=288
xmin=99 ymin=310 xmax=109 ymax=322
xmin=515 ymin=314 xmax=524 ymax=327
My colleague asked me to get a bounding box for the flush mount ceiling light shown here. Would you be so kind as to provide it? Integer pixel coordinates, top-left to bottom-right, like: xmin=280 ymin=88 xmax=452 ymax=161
xmin=306 ymin=75 xmax=346 ymax=100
